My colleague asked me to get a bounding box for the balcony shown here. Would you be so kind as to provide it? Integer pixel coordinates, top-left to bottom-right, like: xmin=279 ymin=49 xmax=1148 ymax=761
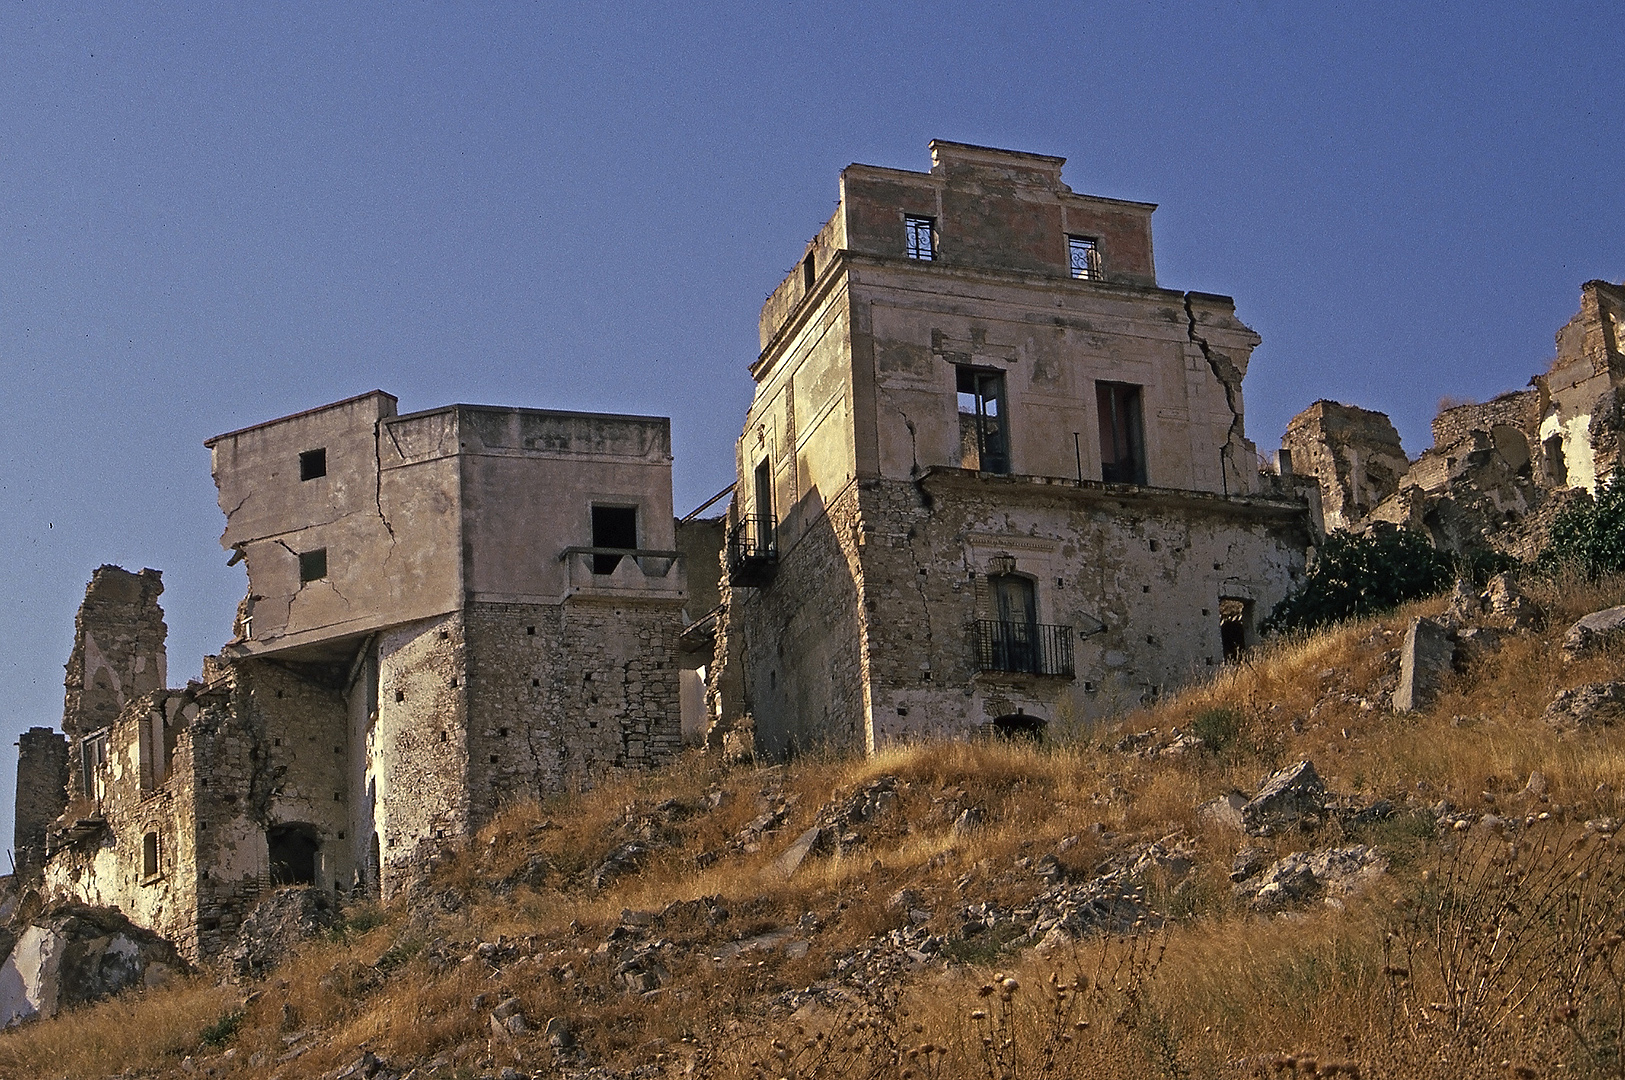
xmin=561 ymin=546 xmax=683 ymax=600
xmin=974 ymin=620 xmax=1074 ymax=677
xmin=727 ymin=515 xmax=778 ymax=587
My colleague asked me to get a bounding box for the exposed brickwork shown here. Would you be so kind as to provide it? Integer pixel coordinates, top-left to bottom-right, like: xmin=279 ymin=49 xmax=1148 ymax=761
xmin=1431 ymin=390 xmax=1539 ymax=451
xmin=1281 ymin=402 xmax=1410 ymax=533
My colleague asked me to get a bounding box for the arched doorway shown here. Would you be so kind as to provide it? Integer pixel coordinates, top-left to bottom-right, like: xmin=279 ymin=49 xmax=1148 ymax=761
xmin=267 ymin=823 xmax=321 ymax=886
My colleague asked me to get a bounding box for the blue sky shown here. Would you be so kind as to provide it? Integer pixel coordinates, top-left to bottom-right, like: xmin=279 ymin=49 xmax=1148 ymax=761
xmin=2 ymin=3 xmax=1620 ymax=848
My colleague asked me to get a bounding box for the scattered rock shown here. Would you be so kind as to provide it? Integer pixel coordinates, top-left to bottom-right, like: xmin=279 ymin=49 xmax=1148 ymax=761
xmin=1230 ymin=846 xmax=1269 ymax=883
xmin=952 ymin=807 xmax=985 ymax=836
xmin=1234 ymin=846 xmax=1387 ymax=911
xmin=0 ymin=903 xmax=185 ymax=1027
xmin=545 ymin=1016 xmax=576 ymax=1049
xmin=1443 ymin=576 xmax=1480 ymax=628
xmin=1485 ymin=573 xmax=1540 ymax=629
xmin=775 ymin=827 xmax=823 ymax=878
xmin=1454 ymin=626 xmax=1503 ymax=667
xmin=592 ymin=841 xmax=651 ymax=889
xmin=1563 ymin=605 xmax=1625 ymax=658
xmin=1393 ymin=617 xmax=1454 ymax=712
xmin=1543 ymin=682 xmax=1625 ymax=730
xmin=227 ymin=886 xmax=339 ymax=980
xmin=1198 ymin=791 xmax=1247 ymax=831
xmin=1242 ymin=760 xmax=1327 ymax=836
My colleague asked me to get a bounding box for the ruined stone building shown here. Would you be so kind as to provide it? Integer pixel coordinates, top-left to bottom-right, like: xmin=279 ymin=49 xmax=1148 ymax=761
xmin=23 ymin=394 xmax=693 ymax=958
xmin=711 ymin=141 xmax=1314 ymax=756
xmin=1281 ymin=279 xmax=1625 ymax=559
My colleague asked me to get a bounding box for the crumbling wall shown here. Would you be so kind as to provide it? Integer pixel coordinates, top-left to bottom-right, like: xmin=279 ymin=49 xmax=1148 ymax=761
xmin=61 ymin=567 xmax=167 ymax=745
xmin=1280 ymin=402 xmax=1410 ymax=532
xmin=462 ymin=599 xmax=684 ymax=819
xmin=373 ymin=615 xmax=468 ymax=897
xmin=13 ymin=728 xmax=68 ymax=879
xmin=736 ymin=473 xmax=1308 ymax=756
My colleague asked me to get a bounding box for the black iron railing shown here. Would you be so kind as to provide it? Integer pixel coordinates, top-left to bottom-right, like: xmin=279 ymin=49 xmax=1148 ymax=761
xmin=727 ymin=514 xmax=778 ymax=586
xmin=974 ymin=619 xmax=1074 ymax=676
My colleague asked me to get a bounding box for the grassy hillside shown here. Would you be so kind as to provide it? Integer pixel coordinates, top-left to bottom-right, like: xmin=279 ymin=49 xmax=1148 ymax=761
xmin=10 ymin=572 xmax=1625 ymax=1080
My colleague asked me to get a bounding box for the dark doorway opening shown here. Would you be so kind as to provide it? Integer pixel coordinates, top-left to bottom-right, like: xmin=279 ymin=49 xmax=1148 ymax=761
xmin=267 ymin=823 xmax=321 ymax=886
xmin=591 ymin=505 xmax=638 ymax=574
xmin=992 ymin=713 xmax=1045 ymax=742
xmin=1220 ymin=598 xmax=1254 ymax=662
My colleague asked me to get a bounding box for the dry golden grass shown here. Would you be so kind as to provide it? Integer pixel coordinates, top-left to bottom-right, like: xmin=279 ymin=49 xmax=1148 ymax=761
xmin=13 ymin=573 xmax=1625 ymax=1078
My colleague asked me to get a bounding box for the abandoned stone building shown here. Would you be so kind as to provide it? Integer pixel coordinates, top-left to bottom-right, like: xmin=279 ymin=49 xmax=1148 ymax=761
xmin=1282 ymin=279 xmax=1625 ymax=559
xmin=20 ymin=393 xmax=698 ymax=958
xmin=710 ymin=141 xmax=1315 ymax=757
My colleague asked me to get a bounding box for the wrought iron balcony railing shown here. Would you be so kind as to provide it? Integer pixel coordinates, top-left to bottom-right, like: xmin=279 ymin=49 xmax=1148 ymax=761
xmin=974 ymin=619 xmax=1074 ymax=677
xmin=727 ymin=514 xmax=778 ymax=586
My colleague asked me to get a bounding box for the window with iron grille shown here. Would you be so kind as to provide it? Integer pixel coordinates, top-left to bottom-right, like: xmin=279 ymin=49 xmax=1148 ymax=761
xmin=957 ymin=366 xmax=1009 ymax=473
xmin=905 ymin=215 xmax=935 ymax=260
xmin=1068 ymin=235 xmax=1101 ymax=280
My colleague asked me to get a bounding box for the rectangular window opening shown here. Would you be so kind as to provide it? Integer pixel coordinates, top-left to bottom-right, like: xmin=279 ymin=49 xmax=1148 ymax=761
xmin=957 ymin=367 xmax=1010 ymax=474
xmin=1068 ymin=236 xmax=1101 ymax=280
xmin=142 ymin=831 xmax=159 ymax=879
xmin=299 ymin=448 xmax=327 ymax=481
xmin=299 ymin=548 xmax=328 ymax=583
xmin=1096 ymin=381 xmax=1147 ymax=485
xmin=591 ymin=505 xmax=638 ymax=574
xmin=802 ymin=253 xmax=816 ymax=293
xmin=905 ymin=215 xmax=935 ymax=261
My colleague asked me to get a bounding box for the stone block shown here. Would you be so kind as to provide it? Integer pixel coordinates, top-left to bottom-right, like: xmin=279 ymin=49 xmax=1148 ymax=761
xmin=1543 ymin=682 xmax=1625 ymax=731
xmin=1392 ymin=617 xmax=1454 ymax=713
xmin=1241 ymin=760 xmax=1326 ymax=836
xmin=1563 ymin=605 xmax=1625 ymax=658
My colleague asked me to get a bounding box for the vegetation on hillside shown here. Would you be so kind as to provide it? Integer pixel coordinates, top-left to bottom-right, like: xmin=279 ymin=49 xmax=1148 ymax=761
xmin=1542 ymin=470 xmax=1625 ymax=579
xmin=1264 ymin=522 xmax=1454 ymax=635
xmin=8 ymin=573 xmax=1625 ymax=1079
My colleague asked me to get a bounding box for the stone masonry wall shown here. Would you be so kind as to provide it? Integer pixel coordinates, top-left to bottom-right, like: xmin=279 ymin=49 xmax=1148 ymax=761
xmin=1431 ymin=390 xmax=1540 ymax=451
xmin=374 ymin=615 xmax=469 ymax=897
xmin=734 ymin=480 xmax=880 ymax=760
xmin=462 ymin=599 xmax=684 ymax=823
xmin=14 ymin=727 xmax=68 ymax=879
xmin=744 ymin=474 xmax=1308 ymax=754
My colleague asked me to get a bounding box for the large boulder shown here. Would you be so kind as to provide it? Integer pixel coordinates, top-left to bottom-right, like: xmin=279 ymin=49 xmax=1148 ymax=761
xmin=0 ymin=903 xmax=185 ymax=1027
xmin=1241 ymin=760 xmax=1327 ymax=836
xmin=1543 ymin=682 xmax=1625 ymax=731
xmin=1563 ymin=605 xmax=1625 ymax=658
xmin=1393 ymin=617 xmax=1455 ymax=712
xmin=227 ymin=885 xmax=340 ymax=980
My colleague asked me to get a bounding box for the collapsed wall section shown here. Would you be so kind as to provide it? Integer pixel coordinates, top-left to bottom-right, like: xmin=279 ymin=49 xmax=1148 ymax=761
xmin=13 ymin=728 xmax=68 ymax=879
xmin=62 ymin=567 xmax=167 ymax=744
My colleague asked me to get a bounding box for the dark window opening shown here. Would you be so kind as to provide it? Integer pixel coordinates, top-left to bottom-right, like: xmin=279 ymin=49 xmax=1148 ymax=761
xmin=1097 ymin=381 xmax=1146 ymax=485
xmin=267 ymin=823 xmax=320 ymax=886
xmin=1545 ymin=434 xmax=1568 ymax=486
xmin=142 ymin=831 xmax=159 ymax=879
xmin=992 ymin=713 xmax=1046 ymax=742
xmin=1220 ymin=598 xmax=1254 ymax=662
xmin=958 ymin=367 xmax=1010 ymax=474
xmin=299 ymin=448 xmax=327 ymax=481
xmin=591 ymin=505 xmax=638 ymax=574
xmin=802 ymin=253 xmax=816 ymax=293
xmin=1068 ymin=235 xmax=1100 ymax=280
xmin=754 ymin=459 xmax=774 ymax=550
xmin=905 ymin=215 xmax=935 ymax=260
xmin=299 ymin=548 xmax=327 ymax=583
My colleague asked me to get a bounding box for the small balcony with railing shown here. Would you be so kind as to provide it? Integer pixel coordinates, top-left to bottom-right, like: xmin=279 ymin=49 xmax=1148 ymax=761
xmin=727 ymin=515 xmax=778 ymax=587
xmin=973 ymin=619 xmax=1074 ymax=677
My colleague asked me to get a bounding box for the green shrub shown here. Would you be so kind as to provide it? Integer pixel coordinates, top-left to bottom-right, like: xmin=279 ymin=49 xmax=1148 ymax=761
xmin=1190 ymin=707 xmax=1243 ymax=754
xmin=199 ymin=1010 xmax=244 ymax=1049
xmin=1539 ymin=469 xmax=1625 ymax=577
xmin=1263 ymin=522 xmax=1453 ymax=634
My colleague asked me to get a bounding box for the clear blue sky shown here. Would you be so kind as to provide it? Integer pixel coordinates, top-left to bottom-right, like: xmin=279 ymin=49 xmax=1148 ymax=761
xmin=2 ymin=3 xmax=1620 ymax=850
